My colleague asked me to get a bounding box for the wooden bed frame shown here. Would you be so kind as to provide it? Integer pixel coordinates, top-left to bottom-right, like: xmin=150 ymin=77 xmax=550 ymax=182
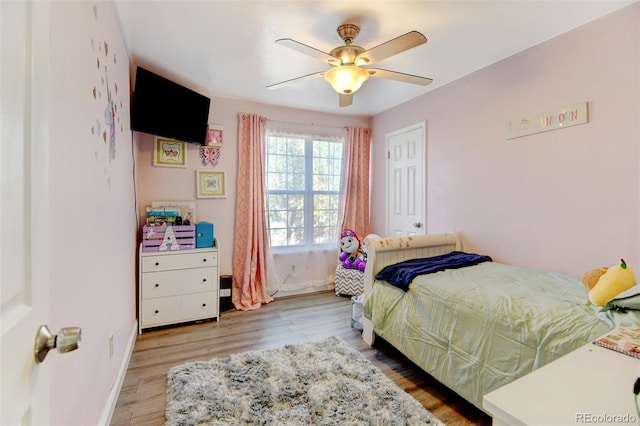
xmin=361 ymin=232 xmax=460 ymax=345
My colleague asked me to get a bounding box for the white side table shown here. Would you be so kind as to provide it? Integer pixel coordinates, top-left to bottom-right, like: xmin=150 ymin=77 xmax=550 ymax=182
xmin=483 ymin=342 xmax=640 ymax=425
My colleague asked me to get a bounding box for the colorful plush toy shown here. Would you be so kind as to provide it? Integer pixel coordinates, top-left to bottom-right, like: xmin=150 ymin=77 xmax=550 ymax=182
xmin=586 ymin=259 xmax=637 ymax=307
xmin=339 ymin=229 xmax=366 ymax=271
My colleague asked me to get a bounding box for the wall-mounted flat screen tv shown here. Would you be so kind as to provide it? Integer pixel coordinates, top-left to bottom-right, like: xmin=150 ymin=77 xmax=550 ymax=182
xmin=130 ymin=66 xmax=211 ymax=145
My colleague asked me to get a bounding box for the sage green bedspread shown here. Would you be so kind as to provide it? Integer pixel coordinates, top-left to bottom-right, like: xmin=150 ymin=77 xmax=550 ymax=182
xmin=364 ymin=262 xmax=640 ymax=411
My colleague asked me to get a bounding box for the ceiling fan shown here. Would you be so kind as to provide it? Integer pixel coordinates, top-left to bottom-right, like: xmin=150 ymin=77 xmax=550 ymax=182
xmin=267 ymin=24 xmax=433 ymax=107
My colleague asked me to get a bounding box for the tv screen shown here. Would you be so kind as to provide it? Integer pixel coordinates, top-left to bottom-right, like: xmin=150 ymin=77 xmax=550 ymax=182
xmin=131 ymin=67 xmax=211 ymax=145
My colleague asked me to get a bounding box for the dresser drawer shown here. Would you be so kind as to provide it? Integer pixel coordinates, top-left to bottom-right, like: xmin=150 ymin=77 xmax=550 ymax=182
xmin=140 ymin=292 xmax=218 ymax=329
xmin=141 ymin=268 xmax=216 ymax=299
xmin=140 ymin=297 xmax=182 ymax=327
xmin=141 ymin=250 xmax=218 ymax=272
xmin=181 ymin=292 xmax=218 ymax=320
xmin=181 ymin=267 xmax=217 ymax=295
xmin=141 ymin=270 xmax=182 ymax=299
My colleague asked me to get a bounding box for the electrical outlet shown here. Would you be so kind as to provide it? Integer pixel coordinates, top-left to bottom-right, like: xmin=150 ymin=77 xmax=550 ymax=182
xmin=109 ymin=333 xmax=114 ymax=359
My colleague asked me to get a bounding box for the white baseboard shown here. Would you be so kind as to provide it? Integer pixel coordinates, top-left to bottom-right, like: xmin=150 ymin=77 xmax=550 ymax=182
xmin=98 ymin=320 xmax=138 ymax=426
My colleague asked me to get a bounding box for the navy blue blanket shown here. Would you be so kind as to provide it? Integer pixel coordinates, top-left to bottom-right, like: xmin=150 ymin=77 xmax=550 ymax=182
xmin=375 ymin=251 xmax=493 ymax=291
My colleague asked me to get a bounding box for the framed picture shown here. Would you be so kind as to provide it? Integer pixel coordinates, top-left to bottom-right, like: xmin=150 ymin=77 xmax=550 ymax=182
xmin=206 ymin=124 xmax=223 ymax=146
xmin=154 ymin=137 xmax=186 ymax=167
xmin=196 ymin=170 xmax=226 ymax=198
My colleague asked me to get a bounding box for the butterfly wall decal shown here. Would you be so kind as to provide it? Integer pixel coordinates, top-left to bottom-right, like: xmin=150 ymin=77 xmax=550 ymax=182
xmin=199 ymin=146 xmax=220 ymax=166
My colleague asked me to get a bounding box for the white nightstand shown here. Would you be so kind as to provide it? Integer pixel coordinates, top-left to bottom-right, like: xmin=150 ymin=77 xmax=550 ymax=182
xmin=483 ymin=342 xmax=640 ymax=425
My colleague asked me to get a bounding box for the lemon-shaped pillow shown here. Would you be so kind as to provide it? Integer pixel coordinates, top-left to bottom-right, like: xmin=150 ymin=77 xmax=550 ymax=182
xmin=589 ymin=259 xmax=637 ymax=307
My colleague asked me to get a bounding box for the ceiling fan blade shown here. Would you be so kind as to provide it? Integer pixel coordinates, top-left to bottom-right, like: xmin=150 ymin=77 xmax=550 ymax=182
xmin=267 ymin=71 xmax=325 ymax=90
xmin=339 ymin=93 xmax=353 ymax=107
xmin=357 ymin=31 xmax=427 ymax=64
xmin=367 ymin=68 xmax=433 ymax=86
xmin=275 ymin=38 xmax=337 ymax=64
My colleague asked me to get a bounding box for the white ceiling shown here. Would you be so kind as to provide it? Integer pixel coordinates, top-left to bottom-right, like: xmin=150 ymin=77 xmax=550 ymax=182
xmin=114 ymin=1 xmax=634 ymax=117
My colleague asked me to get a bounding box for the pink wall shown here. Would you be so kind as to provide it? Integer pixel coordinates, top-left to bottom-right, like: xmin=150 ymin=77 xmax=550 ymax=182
xmin=49 ymin=2 xmax=137 ymax=425
xmin=371 ymin=3 xmax=640 ymax=278
xmin=135 ymin=97 xmax=369 ymax=287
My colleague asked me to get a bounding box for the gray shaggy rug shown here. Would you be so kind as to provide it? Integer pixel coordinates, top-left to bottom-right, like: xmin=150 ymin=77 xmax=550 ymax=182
xmin=166 ymin=335 xmax=444 ymax=425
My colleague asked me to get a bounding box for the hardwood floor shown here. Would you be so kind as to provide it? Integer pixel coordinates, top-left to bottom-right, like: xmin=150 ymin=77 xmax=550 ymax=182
xmin=110 ymin=291 xmax=491 ymax=425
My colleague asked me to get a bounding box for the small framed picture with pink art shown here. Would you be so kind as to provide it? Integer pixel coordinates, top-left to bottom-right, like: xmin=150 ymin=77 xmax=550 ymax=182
xmin=206 ymin=124 xmax=223 ymax=147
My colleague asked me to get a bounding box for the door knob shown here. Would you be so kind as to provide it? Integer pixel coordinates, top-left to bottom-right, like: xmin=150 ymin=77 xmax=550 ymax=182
xmin=34 ymin=324 xmax=82 ymax=363
xmin=413 ymin=222 xmax=422 ymax=228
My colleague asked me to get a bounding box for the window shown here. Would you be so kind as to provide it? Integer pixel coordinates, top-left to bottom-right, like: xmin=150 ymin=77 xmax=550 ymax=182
xmin=265 ymin=131 xmax=344 ymax=249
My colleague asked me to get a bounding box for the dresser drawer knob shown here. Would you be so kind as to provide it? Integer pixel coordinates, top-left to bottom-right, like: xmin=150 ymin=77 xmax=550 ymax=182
xmin=202 ymin=258 xmax=207 ymax=262
xmin=202 ymin=278 xmax=207 ymax=282
xmin=155 ymin=283 xmax=159 ymax=288
xmin=154 ymin=310 xmax=159 ymax=314
xmin=155 ymin=262 xmax=159 ymax=266
xmin=202 ymin=303 xmax=206 ymax=307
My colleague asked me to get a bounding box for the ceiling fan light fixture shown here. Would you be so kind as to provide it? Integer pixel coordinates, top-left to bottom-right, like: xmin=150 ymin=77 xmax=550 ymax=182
xmin=271 ymin=24 xmax=431 ymax=106
xmin=324 ymin=66 xmax=369 ymax=95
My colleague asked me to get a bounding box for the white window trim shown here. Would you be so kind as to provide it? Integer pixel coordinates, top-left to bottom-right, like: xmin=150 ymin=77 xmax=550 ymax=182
xmin=265 ymin=121 xmax=346 ymax=252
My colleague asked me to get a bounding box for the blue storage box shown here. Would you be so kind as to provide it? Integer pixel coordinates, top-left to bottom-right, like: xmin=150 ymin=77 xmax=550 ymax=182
xmin=195 ymin=222 xmax=214 ymax=248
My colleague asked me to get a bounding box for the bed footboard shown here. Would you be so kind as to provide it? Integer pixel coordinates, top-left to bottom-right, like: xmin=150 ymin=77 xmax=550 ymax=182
xmin=361 ymin=232 xmax=461 ymax=345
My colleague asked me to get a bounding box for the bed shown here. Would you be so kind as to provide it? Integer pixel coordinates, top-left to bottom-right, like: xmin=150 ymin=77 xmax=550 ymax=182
xmin=362 ymin=232 xmax=640 ymax=412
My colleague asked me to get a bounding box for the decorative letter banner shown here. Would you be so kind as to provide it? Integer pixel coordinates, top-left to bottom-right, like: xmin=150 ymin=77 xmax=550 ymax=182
xmin=506 ymin=102 xmax=588 ymax=140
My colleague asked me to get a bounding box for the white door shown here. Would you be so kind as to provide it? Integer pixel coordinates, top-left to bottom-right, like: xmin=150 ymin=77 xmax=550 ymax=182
xmin=1 ymin=1 xmax=51 ymax=424
xmin=385 ymin=122 xmax=426 ymax=237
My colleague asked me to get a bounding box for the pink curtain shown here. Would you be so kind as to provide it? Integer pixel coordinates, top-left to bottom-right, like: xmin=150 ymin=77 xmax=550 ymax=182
xmin=232 ymin=113 xmax=273 ymax=310
xmin=340 ymin=126 xmax=371 ymax=239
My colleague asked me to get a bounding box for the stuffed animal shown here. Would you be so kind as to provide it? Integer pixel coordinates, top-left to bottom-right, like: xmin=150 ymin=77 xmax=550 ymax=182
xmin=582 ymin=266 xmax=608 ymax=290
xmin=587 ymin=259 xmax=637 ymax=306
xmin=339 ymin=229 xmax=366 ymax=271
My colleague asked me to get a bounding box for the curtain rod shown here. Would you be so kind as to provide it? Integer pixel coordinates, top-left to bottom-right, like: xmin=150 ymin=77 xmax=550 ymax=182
xmin=266 ymin=119 xmax=348 ymax=131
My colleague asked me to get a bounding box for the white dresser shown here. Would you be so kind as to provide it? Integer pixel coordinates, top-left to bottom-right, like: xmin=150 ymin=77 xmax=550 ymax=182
xmin=138 ymin=242 xmax=219 ymax=334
